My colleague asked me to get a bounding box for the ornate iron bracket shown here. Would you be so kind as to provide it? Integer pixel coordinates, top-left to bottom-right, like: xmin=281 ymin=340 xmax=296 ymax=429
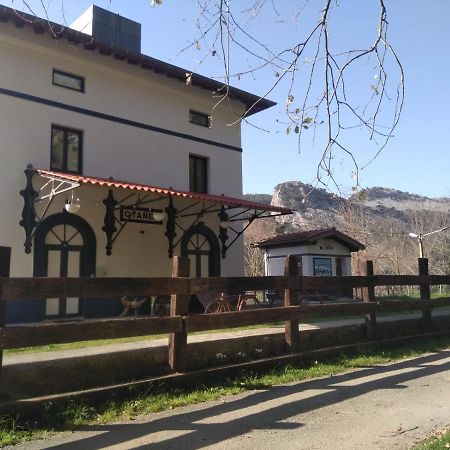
xmin=224 ymin=212 xmax=264 ymax=251
xmin=218 ymin=206 xmax=229 ymax=259
xmin=19 ymin=167 xmax=38 ymax=254
xmin=19 ymin=166 xmax=80 ymax=254
xmin=165 ymin=196 xmax=177 ymax=258
xmin=102 ymin=189 xmax=118 ymax=256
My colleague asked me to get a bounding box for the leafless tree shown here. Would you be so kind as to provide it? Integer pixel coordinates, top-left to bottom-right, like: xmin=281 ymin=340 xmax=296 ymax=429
xmin=337 ymin=196 xmax=450 ymax=295
xmin=243 ymin=217 xmax=275 ymax=276
xmin=338 ymin=198 xmax=412 ymax=295
xmin=407 ymin=209 xmax=450 ymax=276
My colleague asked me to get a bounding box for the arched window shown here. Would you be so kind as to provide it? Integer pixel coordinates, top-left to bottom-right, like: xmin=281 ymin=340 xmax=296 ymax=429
xmin=180 ymin=224 xmax=220 ymax=277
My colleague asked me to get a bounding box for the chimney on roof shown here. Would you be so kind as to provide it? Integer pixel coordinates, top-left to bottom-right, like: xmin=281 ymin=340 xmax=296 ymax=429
xmin=70 ymin=5 xmax=141 ymax=53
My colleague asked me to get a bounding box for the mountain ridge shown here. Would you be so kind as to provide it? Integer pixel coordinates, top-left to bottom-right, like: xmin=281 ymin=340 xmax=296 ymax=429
xmin=245 ymin=182 xmax=449 ymax=225
xmin=244 ymin=181 xmax=449 ymax=236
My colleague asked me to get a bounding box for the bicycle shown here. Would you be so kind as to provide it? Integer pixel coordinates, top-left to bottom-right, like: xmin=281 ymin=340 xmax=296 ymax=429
xmin=204 ymin=291 xmax=261 ymax=313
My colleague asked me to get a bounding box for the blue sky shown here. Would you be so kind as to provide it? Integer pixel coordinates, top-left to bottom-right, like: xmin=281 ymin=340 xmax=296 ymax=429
xmin=4 ymin=0 xmax=450 ymax=198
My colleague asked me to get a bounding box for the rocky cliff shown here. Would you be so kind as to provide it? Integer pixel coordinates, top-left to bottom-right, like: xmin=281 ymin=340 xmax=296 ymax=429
xmin=245 ymin=181 xmax=449 ymax=237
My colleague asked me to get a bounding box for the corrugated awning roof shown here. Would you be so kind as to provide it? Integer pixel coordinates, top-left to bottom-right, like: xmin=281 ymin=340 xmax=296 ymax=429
xmin=34 ymin=169 xmax=292 ymax=215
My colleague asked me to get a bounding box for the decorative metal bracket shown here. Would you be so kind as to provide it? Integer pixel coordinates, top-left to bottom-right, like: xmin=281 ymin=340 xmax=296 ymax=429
xmin=102 ymin=189 xmax=118 ymax=256
xmin=165 ymin=196 xmax=177 ymax=258
xmin=19 ymin=167 xmax=38 ymax=254
xmin=223 ymin=211 xmax=265 ymax=251
xmin=36 ymin=173 xmax=79 ymax=201
xmin=171 ymin=202 xmax=217 ymax=251
xmin=19 ymin=166 xmax=79 ymax=254
xmin=218 ymin=206 xmax=229 ymax=259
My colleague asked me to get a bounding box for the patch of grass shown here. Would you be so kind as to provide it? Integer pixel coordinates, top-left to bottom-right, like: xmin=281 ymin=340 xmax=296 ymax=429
xmin=413 ymin=427 xmax=450 ymax=450
xmin=3 ymin=334 xmax=169 ymax=356
xmin=0 ymin=415 xmax=50 ymax=447
xmin=1 ymin=334 xmax=449 ymax=446
xmin=4 ymin=325 xmax=269 ymax=356
xmin=379 ymin=292 xmax=450 ymax=301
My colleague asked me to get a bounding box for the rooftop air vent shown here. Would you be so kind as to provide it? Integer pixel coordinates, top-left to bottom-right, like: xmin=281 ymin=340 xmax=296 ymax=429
xmin=70 ymin=5 xmax=141 ymax=54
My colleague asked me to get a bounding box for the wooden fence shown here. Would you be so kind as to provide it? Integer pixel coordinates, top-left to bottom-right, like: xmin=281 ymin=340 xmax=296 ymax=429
xmin=0 ymin=256 xmax=450 ymax=379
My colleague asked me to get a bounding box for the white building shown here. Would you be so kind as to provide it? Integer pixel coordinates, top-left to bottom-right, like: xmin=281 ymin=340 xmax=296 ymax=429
xmin=0 ymin=4 xmax=291 ymax=322
xmin=257 ymin=228 xmax=365 ymax=297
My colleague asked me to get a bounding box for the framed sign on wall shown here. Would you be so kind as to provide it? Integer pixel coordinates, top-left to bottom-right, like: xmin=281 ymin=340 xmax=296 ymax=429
xmin=313 ymin=257 xmax=332 ymax=276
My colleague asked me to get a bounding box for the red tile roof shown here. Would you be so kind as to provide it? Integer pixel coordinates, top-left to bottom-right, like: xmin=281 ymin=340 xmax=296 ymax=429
xmin=257 ymin=227 xmax=365 ymax=251
xmin=35 ymin=169 xmax=292 ymax=214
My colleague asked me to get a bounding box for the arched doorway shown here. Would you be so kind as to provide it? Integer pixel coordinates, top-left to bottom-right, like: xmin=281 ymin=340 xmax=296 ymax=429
xmin=180 ymin=224 xmax=220 ymax=277
xmin=34 ymin=211 xmax=96 ymax=319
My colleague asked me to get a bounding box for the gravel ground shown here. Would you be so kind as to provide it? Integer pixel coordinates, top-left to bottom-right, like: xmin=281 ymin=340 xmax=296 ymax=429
xmin=7 ymin=349 xmax=450 ymax=450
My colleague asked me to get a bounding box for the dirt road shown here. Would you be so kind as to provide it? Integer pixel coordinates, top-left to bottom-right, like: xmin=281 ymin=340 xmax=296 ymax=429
xmin=8 ymin=350 xmax=450 ymax=450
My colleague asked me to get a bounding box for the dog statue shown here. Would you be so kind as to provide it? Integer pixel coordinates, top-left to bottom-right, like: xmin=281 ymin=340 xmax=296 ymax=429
xmin=120 ymin=296 xmax=146 ymax=317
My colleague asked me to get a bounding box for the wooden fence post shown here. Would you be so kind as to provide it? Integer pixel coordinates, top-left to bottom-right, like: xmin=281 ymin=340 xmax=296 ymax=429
xmin=284 ymin=255 xmax=300 ymax=352
xmin=418 ymin=258 xmax=432 ymax=332
xmin=0 ymin=281 xmax=5 ymax=400
xmin=0 ymin=248 xmax=10 ymax=400
xmin=362 ymin=260 xmax=377 ymax=339
xmin=168 ymin=256 xmax=190 ymax=372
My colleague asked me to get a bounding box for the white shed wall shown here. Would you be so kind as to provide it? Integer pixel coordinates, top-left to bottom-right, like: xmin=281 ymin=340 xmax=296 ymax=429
xmin=264 ymin=238 xmax=354 ymax=277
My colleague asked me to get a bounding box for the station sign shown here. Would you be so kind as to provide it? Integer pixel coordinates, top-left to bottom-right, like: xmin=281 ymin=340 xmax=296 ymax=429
xmin=120 ymin=206 xmax=164 ymax=224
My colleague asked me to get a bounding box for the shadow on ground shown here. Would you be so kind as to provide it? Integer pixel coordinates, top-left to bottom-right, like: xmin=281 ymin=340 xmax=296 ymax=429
xmin=31 ymin=351 xmax=450 ymax=449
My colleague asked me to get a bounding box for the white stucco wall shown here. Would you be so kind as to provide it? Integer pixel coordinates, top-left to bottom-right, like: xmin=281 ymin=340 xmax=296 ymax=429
xmin=0 ymin=20 xmax=246 ymax=279
xmin=0 ymin=23 xmax=244 ymax=193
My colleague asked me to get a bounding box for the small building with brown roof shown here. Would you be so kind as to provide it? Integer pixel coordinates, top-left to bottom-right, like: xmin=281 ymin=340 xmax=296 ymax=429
xmin=256 ymin=227 xmax=365 ymax=280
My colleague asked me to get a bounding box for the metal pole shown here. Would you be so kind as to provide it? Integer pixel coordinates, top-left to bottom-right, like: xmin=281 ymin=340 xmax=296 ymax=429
xmin=418 ymin=235 xmax=424 ymax=258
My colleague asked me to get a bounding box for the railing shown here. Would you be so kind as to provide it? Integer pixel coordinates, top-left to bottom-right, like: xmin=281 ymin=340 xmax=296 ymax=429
xmin=0 ymin=256 xmax=449 ymax=379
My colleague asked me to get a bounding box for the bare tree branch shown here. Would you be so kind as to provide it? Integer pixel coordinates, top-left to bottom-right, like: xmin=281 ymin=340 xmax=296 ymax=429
xmin=181 ymin=0 xmax=404 ymax=194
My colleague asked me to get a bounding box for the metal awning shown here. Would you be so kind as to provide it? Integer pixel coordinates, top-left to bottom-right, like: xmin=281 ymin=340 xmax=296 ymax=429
xmin=20 ymin=167 xmax=293 ymax=257
xmin=34 ymin=169 xmax=291 ymax=214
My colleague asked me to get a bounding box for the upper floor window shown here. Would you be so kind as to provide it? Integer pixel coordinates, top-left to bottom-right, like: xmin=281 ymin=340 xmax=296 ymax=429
xmin=189 ymin=110 xmax=210 ymax=128
xmin=189 ymin=155 xmax=208 ymax=193
xmin=52 ymin=69 xmax=85 ymax=92
xmin=51 ymin=126 xmax=82 ymax=174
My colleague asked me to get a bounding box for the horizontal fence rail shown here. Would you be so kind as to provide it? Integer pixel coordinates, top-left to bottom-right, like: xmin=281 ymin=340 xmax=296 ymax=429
xmin=2 ymin=275 xmax=450 ymax=302
xmin=378 ymin=298 xmax=450 ymax=312
xmin=0 ymin=316 xmax=183 ymax=350
xmin=0 ymin=277 xmax=189 ymax=300
xmin=190 ymin=275 xmax=450 ymax=293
